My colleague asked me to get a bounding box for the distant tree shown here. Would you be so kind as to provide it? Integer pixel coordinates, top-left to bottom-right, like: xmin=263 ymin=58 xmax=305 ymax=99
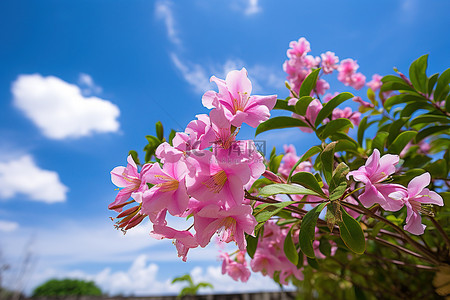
xmin=172 ymin=274 xmax=213 ymax=298
xmin=32 ymin=279 xmax=102 ymax=297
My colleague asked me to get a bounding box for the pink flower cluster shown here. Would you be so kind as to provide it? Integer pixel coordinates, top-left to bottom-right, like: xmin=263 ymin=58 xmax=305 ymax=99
xmin=109 ymin=68 xmax=277 ymax=261
xmin=348 ymin=149 xmax=443 ymax=235
xmin=337 ymin=59 xmax=366 ymax=90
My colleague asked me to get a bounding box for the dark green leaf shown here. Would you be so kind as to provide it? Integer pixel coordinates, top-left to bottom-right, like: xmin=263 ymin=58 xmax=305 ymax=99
xmin=329 ymin=163 xmax=349 ymax=201
xmin=381 ymin=75 xmax=405 ymax=83
xmin=409 ymin=54 xmax=428 ymax=93
xmin=269 ymin=154 xmax=283 ymax=173
xmin=128 ymin=150 xmax=140 ymax=165
xmin=168 ymin=129 xmax=176 ymax=145
xmin=254 ymin=201 xmax=297 ymax=233
xmin=383 ymin=94 xmax=426 ymax=111
xmin=435 ymin=68 xmax=450 ymax=102
xmin=424 ymin=159 xmax=448 ymax=179
xmin=427 ymin=73 xmax=439 ymax=96
xmin=315 ymin=92 xmax=354 ymax=127
xmin=410 ymin=114 xmax=450 ymax=127
xmin=284 ymin=226 xmax=299 ymax=265
xmin=287 ymin=146 xmax=321 ymax=181
xmin=400 ymin=102 xmax=436 ymax=118
xmin=299 ymin=202 xmax=328 ymax=258
xmin=337 ymin=207 xmax=366 ymax=254
xmin=380 ymin=81 xmax=414 ymax=93
xmin=415 ymin=125 xmax=450 ymax=142
xmin=317 ymin=119 xmax=353 ymax=140
xmin=291 ymin=172 xmax=327 ymax=197
xmin=387 ymin=118 xmax=409 ymax=145
xmin=274 ymin=99 xmax=296 ymax=113
xmin=371 ymin=131 xmax=389 ymax=151
xmin=295 ymin=96 xmax=315 ymax=116
xmin=245 ymin=234 xmax=258 ymax=258
xmin=357 ymin=116 xmax=369 ymax=146
xmin=387 ymin=131 xmax=417 ymax=154
xmin=255 ymin=116 xmax=309 ymax=136
xmin=259 ymin=183 xmax=320 ymax=197
xmin=318 ymin=238 xmax=332 ymax=257
xmin=299 ymin=68 xmax=321 ymax=97
xmin=320 ymin=142 xmax=337 ymax=185
xmin=155 ymin=121 xmax=164 ymax=140
xmin=306 ymin=257 xmax=319 ymax=269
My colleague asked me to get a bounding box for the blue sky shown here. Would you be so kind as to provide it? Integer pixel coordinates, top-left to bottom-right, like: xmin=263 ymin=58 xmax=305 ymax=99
xmin=1 ymin=0 xmax=449 ymax=296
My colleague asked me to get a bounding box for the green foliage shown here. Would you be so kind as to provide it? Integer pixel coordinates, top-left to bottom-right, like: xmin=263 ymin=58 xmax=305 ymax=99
xmin=172 ymin=274 xmax=213 ymax=298
xmin=32 ymin=278 xmax=102 ymax=297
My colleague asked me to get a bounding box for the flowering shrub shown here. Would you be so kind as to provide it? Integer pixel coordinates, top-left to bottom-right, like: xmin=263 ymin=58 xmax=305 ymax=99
xmin=109 ymin=38 xmax=450 ymax=299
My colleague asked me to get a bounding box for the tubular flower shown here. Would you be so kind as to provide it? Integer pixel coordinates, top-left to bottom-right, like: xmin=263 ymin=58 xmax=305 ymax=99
xmin=109 ymin=155 xmax=152 ymax=212
xmin=202 ymin=68 xmax=277 ymax=128
xmin=388 ymin=173 xmax=444 ymax=235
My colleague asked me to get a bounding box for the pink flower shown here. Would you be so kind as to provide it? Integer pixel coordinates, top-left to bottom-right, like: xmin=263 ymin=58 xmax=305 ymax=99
xmin=185 ymin=114 xmax=215 ymax=150
xmin=388 ymin=173 xmax=444 ymax=235
xmin=193 ymin=204 xmax=257 ymax=251
xmin=140 ymin=161 xmax=190 ymax=218
xmin=202 ymin=68 xmax=277 ymax=128
xmin=287 ymin=37 xmax=311 ymax=58
xmin=353 ymin=96 xmax=374 ymax=109
xmin=250 ymin=249 xmax=281 ymax=277
xmin=220 ymin=252 xmax=251 ymax=282
xmin=315 ymin=79 xmax=330 ymax=95
xmin=279 ymin=144 xmax=312 ymax=178
xmin=348 ymin=149 xmax=404 ymax=211
xmin=292 ymin=99 xmax=323 ymax=133
xmin=350 ymin=72 xmax=366 ymax=90
xmin=320 ymin=51 xmax=339 ymax=74
xmin=109 ymin=155 xmax=152 ymax=212
xmin=367 ymin=74 xmax=383 ymax=91
xmin=332 ymin=107 xmax=361 ymax=126
xmin=151 ymin=218 xmax=198 ymax=262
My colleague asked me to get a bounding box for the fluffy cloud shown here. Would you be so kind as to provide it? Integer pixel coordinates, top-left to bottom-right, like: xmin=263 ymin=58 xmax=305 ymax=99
xmin=170 ymin=53 xmax=212 ymax=93
xmin=12 ymin=74 xmax=120 ymax=140
xmin=0 ymin=155 xmax=68 ymax=203
xmin=0 ymin=220 xmax=19 ymax=232
xmin=78 ymin=73 xmax=103 ymax=95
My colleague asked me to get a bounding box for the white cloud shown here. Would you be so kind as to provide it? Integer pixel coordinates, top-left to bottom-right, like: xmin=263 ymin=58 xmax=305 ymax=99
xmin=155 ymin=0 xmax=181 ymax=46
xmin=0 ymin=155 xmax=68 ymax=203
xmin=0 ymin=220 xmax=19 ymax=232
xmin=170 ymin=53 xmax=212 ymax=93
xmin=78 ymin=73 xmax=103 ymax=95
xmin=245 ymin=0 xmax=262 ymax=15
xmin=12 ymin=74 xmax=120 ymax=140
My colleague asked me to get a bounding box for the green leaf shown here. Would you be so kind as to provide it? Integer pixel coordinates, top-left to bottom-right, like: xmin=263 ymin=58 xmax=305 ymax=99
xmin=269 ymin=154 xmax=283 ymax=173
xmin=387 ymin=118 xmax=409 ymax=145
xmin=380 ymin=81 xmax=414 ymax=93
xmin=387 ymin=131 xmax=417 ymax=154
xmin=284 ymin=226 xmax=299 ymax=265
xmin=255 ymin=116 xmax=309 ymax=136
xmin=168 ymin=129 xmax=176 ymax=145
xmin=410 ymin=114 xmax=450 ymax=127
xmin=291 ymin=172 xmax=327 ymax=197
xmin=415 ymin=125 xmax=450 ymax=142
xmin=329 ymin=163 xmax=349 ymax=201
xmin=318 ymin=238 xmax=332 ymax=257
xmin=381 ymin=75 xmax=406 ymax=84
xmin=299 ymin=68 xmax=321 ymax=97
xmin=306 ymin=257 xmax=319 ymax=269
xmin=317 ymin=119 xmax=353 ymax=140
xmin=315 ymin=92 xmax=354 ymax=127
xmin=383 ymin=94 xmax=426 ymax=111
xmin=259 ymin=184 xmax=320 ymax=197
xmin=320 ymin=142 xmax=337 ymax=185
xmin=245 ymin=234 xmax=258 ymax=258
xmin=155 ymin=121 xmax=164 ymax=140
xmin=434 ymin=68 xmax=450 ymax=101
xmin=357 ymin=116 xmax=369 ymax=146
xmin=287 ymin=146 xmax=321 ymax=181
xmin=371 ymin=131 xmax=389 ymax=151
xmin=337 ymin=207 xmax=366 ymax=254
xmin=409 ymin=54 xmax=428 ymax=93
xmin=295 ymin=96 xmax=315 ymax=116
xmin=367 ymin=88 xmax=375 ymax=103
xmin=274 ymin=99 xmax=296 ymax=113
xmin=424 ymin=159 xmax=448 ymax=178
xmin=254 ymin=201 xmax=297 ymax=233
xmin=128 ymin=150 xmax=140 ymax=165
xmin=427 ymin=73 xmax=439 ymax=96
xmin=326 ymin=200 xmax=342 ymax=231
xmin=299 ymin=202 xmax=328 ymax=258
xmin=400 ymin=102 xmax=436 ymax=118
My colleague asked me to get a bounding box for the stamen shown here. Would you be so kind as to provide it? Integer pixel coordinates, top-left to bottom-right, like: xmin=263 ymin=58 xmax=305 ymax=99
xmin=154 ymin=175 xmax=179 ymax=192
xmin=202 ymin=170 xmax=228 ymax=193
